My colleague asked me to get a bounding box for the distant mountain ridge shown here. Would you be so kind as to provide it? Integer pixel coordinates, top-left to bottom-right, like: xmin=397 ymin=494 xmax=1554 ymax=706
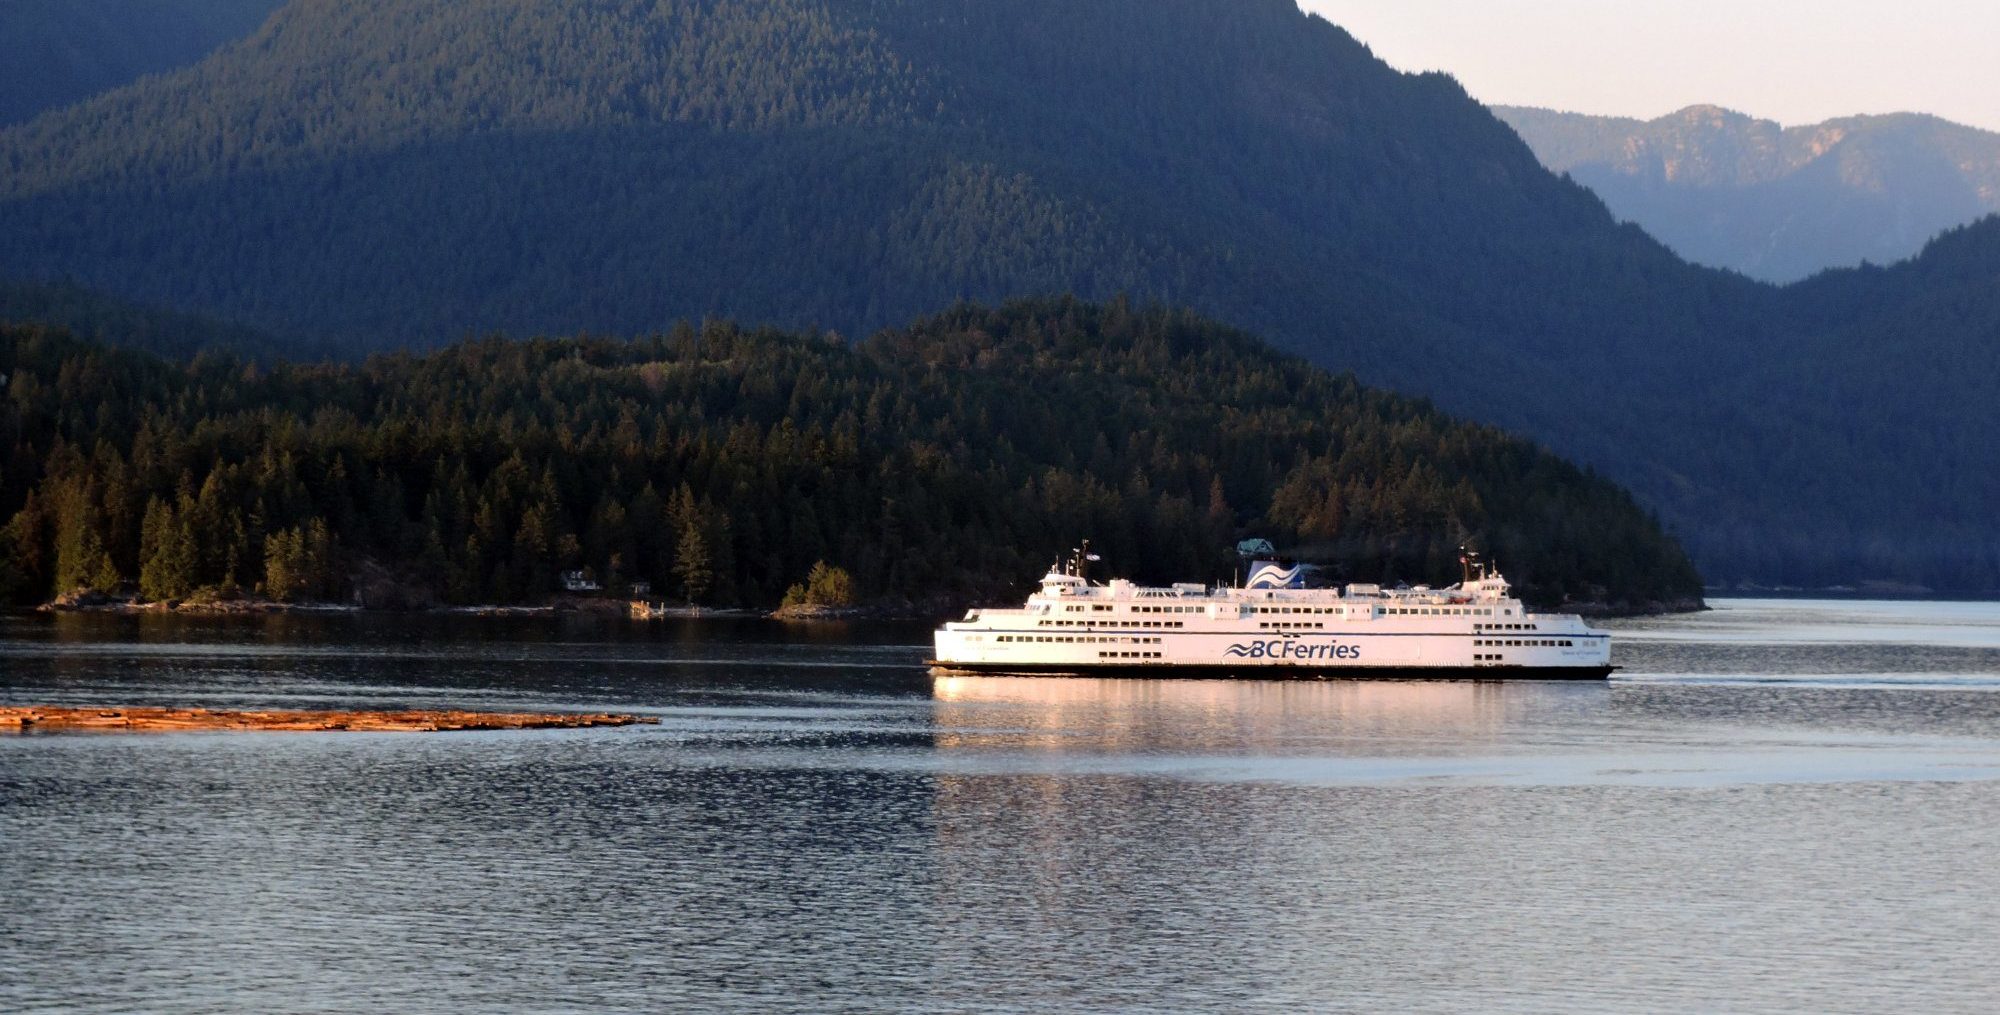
xmin=1 ymin=0 xmax=1996 ymax=592
xmin=0 ymin=0 xmax=286 ymax=126
xmin=1496 ymin=104 xmax=2000 ymax=282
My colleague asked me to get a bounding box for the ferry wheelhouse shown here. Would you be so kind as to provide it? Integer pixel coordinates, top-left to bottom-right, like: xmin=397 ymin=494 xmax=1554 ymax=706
xmin=930 ymin=545 xmax=1613 ymax=680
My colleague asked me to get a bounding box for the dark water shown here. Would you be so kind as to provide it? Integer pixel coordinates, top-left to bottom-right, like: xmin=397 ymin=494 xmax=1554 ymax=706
xmin=4 ymin=599 xmax=2000 ymax=1013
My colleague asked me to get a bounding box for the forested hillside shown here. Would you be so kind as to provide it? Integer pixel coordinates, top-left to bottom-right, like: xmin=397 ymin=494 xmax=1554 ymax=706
xmin=0 ymin=301 xmax=1702 ymax=611
xmin=0 ymin=0 xmax=285 ymax=125
xmin=0 ymin=0 xmax=1992 ymax=590
xmin=0 ymin=280 xmax=303 ymax=363
xmin=1497 ymin=104 xmax=2000 ymax=283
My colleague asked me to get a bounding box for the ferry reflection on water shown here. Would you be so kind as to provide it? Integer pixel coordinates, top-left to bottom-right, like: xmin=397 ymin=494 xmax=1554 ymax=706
xmin=928 ymin=675 xmax=1539 ymax=756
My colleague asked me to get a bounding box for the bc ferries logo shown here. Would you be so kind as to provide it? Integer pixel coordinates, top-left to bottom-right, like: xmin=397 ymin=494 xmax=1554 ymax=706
xmin=1225 ymin=640 xmax=1360 ymax=661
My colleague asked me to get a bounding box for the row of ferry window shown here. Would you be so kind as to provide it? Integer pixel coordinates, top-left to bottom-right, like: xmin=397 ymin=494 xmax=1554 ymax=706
xmin=1060 ymin=604 xmax=1195 ymax=613
xmin=1475 ymin=639 xmax=1574 ymax=648
xmin=1000 ymin=635 xmax=1164 ymax=645
xmin=1101 ymin=651 xmax=1162 ymax=660
xmin=1250 ymin=606 xmax=1507 ymax=616
xmin=1476 ymin=622 xmax=1539 ymax=631
xmin=1039 ymin=620 xmax=1184 ymax=629
xmin=1260 ymin=622 xmax=1324 ymax=630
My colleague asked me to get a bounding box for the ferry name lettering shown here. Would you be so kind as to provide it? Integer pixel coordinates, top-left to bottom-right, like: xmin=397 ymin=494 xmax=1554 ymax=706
xmin=1223 ymin=640 xmax=1360 ymax=661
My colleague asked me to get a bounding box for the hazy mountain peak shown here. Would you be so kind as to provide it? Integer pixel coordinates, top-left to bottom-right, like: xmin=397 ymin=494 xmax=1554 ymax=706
xmin=1496 ymin=103 xmax=2000 ymax=280
xmin=1671 ymin=103 xmax=1754 ymax=125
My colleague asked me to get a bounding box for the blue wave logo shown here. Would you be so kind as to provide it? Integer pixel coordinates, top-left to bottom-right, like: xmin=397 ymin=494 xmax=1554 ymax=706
xmin=1223 ymin=644 xmax=1252 ymax=657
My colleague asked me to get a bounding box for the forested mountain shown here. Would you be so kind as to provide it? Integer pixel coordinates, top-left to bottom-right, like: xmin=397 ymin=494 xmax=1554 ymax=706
xmin=0 ymin=300 xmax=1703 ymax=611
xmin=0 ymin=280 xmax=304 ymax=363
xmin=0 ymin=0 xmax=1994 ymax=591
xmin=1496 ymin=104 xmax=2000 ymax=283
xmin=0 ymin=0 xmax=286 ymax=125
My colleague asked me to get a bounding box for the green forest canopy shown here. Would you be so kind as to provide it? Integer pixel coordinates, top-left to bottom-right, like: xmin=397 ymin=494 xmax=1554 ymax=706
xmin=0 ymin=299 xmax=1702 ymax=611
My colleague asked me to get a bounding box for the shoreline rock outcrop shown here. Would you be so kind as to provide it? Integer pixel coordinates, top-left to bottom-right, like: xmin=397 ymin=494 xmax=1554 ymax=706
xmin=0 ymin=706 xmax=659 ymax=733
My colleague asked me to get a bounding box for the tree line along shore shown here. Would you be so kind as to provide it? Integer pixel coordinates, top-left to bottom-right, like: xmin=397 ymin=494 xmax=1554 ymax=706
xmin=0 ymin=299 xmax=1705 ymax=617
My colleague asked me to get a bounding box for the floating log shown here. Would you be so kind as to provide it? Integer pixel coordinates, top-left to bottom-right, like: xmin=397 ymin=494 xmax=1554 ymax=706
xmin=0 ymin=705 xmax=659 ymax=733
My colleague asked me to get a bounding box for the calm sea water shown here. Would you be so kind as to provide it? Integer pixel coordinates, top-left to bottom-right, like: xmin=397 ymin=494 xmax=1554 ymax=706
xmin=5 ymin=598 xmax=2000 ymax=1013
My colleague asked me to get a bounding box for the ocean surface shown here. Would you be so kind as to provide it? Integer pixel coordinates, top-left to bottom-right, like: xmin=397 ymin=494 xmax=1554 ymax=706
xmin=4 ymin=598 xmax=2000 ymax=1013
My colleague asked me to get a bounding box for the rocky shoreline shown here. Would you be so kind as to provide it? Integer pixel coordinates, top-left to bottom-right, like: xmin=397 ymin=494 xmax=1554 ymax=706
xmin=1560 ymin=596 xmax=1709 ymax=618
xmin=36 ymin=588 xmax=360 ymax=616
xmin=0 ymin=705 xmax=660 ymax=733
xmin=27 ymin=588 xmax=1704 ymax=622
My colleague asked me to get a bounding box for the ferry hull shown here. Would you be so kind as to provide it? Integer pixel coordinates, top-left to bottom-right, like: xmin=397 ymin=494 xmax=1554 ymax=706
xmin=927 ymin=661 xmax=1615 ymax=681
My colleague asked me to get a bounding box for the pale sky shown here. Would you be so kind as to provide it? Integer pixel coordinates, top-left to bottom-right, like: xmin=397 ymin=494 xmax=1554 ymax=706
xmin=1297 ymin=1 xmax=2000 ymax=132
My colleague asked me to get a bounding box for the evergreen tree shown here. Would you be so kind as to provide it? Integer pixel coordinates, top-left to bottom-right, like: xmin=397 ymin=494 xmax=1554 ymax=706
xmin=264 ymin=527 xmax=304 ymax=602
xmin=138 ymin=496 xmax=195 ymax=601
xmin=804 ymin=561 xmax=855 ymax=606
xmin=674 ymin=522 xmax=713 ymax=606
xmin=0 ymin=515 xmax=26 ymax=603
xmin=302 ymin=517 xmax=335 ymax=600
xmin=51 ymin=481 xmax=115 ymax=593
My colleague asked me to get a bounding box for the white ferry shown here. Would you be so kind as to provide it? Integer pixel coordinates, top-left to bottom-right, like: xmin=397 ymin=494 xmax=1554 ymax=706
xmin=930 ymin=544 xmax=1612 ymax=680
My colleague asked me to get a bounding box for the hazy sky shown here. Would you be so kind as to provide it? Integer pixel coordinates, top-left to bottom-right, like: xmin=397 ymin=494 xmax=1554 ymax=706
xmin=1298 ymin=1 xmax=2000 ymax=131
